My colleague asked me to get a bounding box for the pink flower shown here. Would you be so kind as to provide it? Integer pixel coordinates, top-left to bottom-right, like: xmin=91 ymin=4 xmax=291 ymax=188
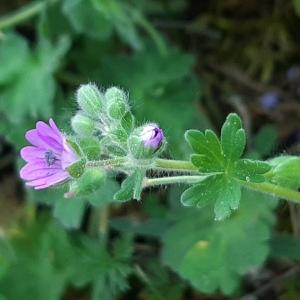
xmin=20 ymin=119 xmax=78 ymax=190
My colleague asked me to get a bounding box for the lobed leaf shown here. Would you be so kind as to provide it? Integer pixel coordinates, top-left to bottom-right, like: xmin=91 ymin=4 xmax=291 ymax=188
xmin=221 ymin=113 xmax=246 ymax=162
xmin=234 ymin=159 xmax=271 ymax=183
xmin=114 ymin=169 xmax=145 ymax=201
xmin=163 ymin=190 xmax=277 ymax=294
xmin=181 ymin=175 xmax=241 ymax=220
xmin=185 ymin=129 xmax=224 ymax=172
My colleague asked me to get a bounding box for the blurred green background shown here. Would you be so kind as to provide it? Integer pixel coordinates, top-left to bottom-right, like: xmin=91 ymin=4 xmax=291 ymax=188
xmin=0 ymin=0 xmax=300 ymax=299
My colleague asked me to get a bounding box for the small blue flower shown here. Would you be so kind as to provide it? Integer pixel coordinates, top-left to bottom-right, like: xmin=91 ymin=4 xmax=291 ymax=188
xmin=259 ymin=91 xmax=280 ymax=110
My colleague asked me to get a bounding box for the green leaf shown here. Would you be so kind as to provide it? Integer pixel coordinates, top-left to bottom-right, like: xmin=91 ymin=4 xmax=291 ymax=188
xmin=185 ymin=129 xmax=224 ymax=172
xmin=27 ymin=187 xmax=86 ymax=229
xmin=163 ymin=190 xmax=277 ymax=294
xmin=62 ymin=0 xmax=113 ymax=40
xmin=270 ymin=234 xmax=300 ymax=261
xmin=53 ymin=197 xmax=85 ymax=229
xmin=221 ymin=113 xmax=246 ymax=162
xmin=79 ymin=137 xmax=101 ymax=161
xmin=181 ymin=175 xmax=241 ymax=220
xmin=0 ymin=33 xmax=29 ymax=84
xmin=0 ymin=219 xmax=76 ymax=300
xmin=234 ymin=159 xmax=271 ymax=183
xmin=114 ymin=169 xmax=146 ymax=201
xmin=68 ymin=169 xmax=107 ymax=196
xmin=71 ymin=235 xmax=133 ymax=300
xmin=92 ymin=0 xmax=143 ymax=49
xmin=0 ymin=35 xmax=68 ymax=124
xmin=88 ymin=178 xmax=119 ymax=207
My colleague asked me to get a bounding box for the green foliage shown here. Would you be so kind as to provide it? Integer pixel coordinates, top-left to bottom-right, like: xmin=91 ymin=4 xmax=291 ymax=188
xmin=0 ymin=220 xmax=76 ymax=300
xmin=221 ymin=113 xmax=246 ymax=162
xmin=269 ymin=156 xmax=300 ymax=189
xmin=114 ymin=169 xmax=146 ymax=201
xmin=270 ymin=234 xmax=300 ymax=261
xmin=28 ymin=188 xmax=86 ymax=229
xmin=181 ymin=175 xmax=241 ymax=220
xmin=94 ymin=46 xmax=202 ymax=157
xmin=71 ymin=234 xmax=133 ymax=300
xmin=163 ymin=190 xmax=277 ymax=294
xmin=0 ymin=33 xmax=69 ymax=125
xmin=183 ymin=113 xmax=271 ymax=220
xmin=62 ymin=0 xmax=113 ymax=40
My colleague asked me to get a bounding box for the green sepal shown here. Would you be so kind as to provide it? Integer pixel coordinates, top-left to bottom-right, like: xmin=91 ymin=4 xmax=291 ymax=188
xmin=100 ymin=136 xmax=127 ymax=157
xmin=71 ymin=113 xmax=95 ymax=136
xmin=269 ymin=156 xmax=300 ymax=189
xmin=114 ymin=169 xmax=146 ymax=201
xmin=105 ymin=87 xmax=129 ymax=120
xmin=221 ymin=113 xmax=246 ymax=162
xmin=76 ymin=83 xmax=104 ymax=119
xmin=78 ymin=137 xmax=101 ymax=161
xmin=66 ymin=159 xmax=86 ymax=178
xmin=110 ymin=128 xmax=129 ymax=143
xmin=107 ymin=101 xmax=128 ymax=120
xmin=181 ymin=175 xmax=241 ymax=221
xmin=67 ymin=169 xmax=106 ymax=196
xmin=120 ymin=112 xmax=135 ymax=134
xmin=65 ymin=138 xmax=83 ymax=157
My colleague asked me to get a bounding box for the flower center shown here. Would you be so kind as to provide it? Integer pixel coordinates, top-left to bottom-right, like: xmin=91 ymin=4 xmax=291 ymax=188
xmin=45 ymin=150 xmax=57 ymax=166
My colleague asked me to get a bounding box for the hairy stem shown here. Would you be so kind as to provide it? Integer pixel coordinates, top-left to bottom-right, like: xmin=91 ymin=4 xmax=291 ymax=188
xmin=86 ymin=157 xmax=198 ymax=172
xmin=86 ymin=157 xmax=300 ymax=204
xmin=154 ymin=158 xmax=198 ymax=171
xmin=0 ymin=0 xmax=59 ymax=30
xmin=240 ymin=181 xmax=300 ymax=204
xmin=143 ymin=175 xmax=206 ymax=188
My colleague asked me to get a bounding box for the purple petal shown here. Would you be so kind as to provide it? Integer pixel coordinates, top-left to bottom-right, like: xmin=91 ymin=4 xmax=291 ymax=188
xmin=49 ymin=118 xmax=61 ymax=137
xmin=20 ymin=146 xmax=47 ymax=162
xmin=25 ymin=129 xmax=50 ymax=149
xmin=61 ymin=139 xmax=78 ymax=169
xmin=28 ymin=171 xmax=69 ymax=189
xmin=20 ymin=162 xmax=61 ymax=181
xmin=37 ymin=132 xmax=63 ymax=152
xmin=36 ymin=121 xmax=62 ymax=144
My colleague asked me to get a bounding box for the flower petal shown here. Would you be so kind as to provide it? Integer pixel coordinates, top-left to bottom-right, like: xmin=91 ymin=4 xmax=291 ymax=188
xmin=20 ymin=146 xmax=47 ymax=162
xmin=30 ymin=171 xmax=69 ymax=189
xmin=61 ymin=139 xmax=78 ymax=170
xmin=49 ymin=118 xmax=61 ymax=137
xmin=36 ymin=121 xmax=62 ymax=144
xmin=25 ymin=129 xmax=49 ymax=149
xmin=20 ymin=162 xmax=61 ymax=181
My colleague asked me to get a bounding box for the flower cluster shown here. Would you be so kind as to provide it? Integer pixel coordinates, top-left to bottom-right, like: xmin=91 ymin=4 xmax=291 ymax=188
xmin=20 ymin=84 xmax=165 ymax=192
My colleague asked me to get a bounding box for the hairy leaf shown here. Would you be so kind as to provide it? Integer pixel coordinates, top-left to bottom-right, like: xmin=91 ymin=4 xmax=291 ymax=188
xmin=181 ymin=175 xmax=241 ymax=220
xmin=221 ymin=113 xmax=246 ymax=162
xmin=114 ymin=169 xmax=146 ymax=201
xmin=163 ymin=190 xmax=277 ymax=294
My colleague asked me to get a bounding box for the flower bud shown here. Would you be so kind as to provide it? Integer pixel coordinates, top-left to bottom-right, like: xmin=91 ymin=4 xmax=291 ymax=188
xmin=66 ymin=169 xmax=106 ymax=197
xmin=127 ymin=123 xmax=165 ymax=159
xmin=76 ymin=84 xmax=104 ymax=118
xmin=71 ymin=113 xmax=95 ymax=136
xmin=105 ymin=87 xmax=129 ymax=120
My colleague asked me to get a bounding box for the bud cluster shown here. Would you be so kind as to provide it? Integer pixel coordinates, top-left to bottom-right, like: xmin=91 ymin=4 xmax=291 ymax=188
xmin=72 ymin=83 xmax=165 ymax=160
xmin=66 ymin=83 xmax=166 ymax=196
